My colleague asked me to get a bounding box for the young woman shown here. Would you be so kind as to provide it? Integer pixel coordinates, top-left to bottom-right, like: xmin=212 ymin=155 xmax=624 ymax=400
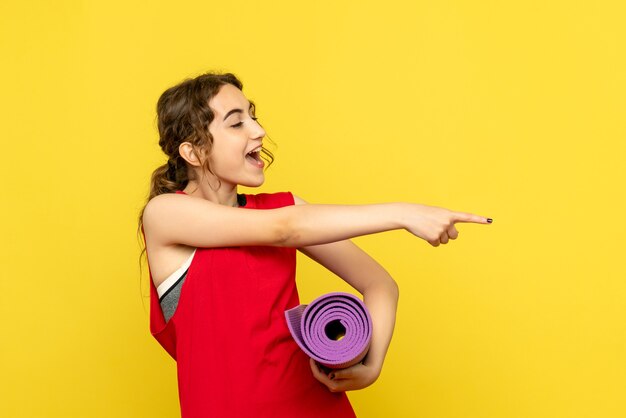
xmin=137 ymin=72 xmax=492 ymax=417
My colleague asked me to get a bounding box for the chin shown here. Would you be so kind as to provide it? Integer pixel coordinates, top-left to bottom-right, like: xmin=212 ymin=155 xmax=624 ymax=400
xmin=241 ymin=176 xmax=265 ymax=188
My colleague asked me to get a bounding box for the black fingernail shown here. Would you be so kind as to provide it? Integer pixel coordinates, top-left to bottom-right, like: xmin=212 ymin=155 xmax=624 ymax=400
xmin=487 ymin=218 xmax=493 ymax=223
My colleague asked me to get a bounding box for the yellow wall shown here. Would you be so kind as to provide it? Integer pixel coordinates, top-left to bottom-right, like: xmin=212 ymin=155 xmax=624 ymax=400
xmin=1 ymin=1 xmax=624 ymax=417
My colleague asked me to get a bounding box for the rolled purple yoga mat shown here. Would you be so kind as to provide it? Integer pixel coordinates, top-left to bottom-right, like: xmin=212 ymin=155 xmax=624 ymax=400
xmin=285 ymin=292 xmax=373 ymax=369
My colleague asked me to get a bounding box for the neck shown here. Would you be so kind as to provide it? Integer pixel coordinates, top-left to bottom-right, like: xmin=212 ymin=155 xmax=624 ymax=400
xmin=183 ymin=180 xmax=239 ymax=207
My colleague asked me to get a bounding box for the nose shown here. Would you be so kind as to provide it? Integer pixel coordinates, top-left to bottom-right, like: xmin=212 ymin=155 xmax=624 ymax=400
xmin=250 ymin=118 xmax=265 ymax=140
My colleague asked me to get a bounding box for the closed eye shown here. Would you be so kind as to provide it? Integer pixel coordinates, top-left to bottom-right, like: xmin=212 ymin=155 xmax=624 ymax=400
xmin=231 ymin=116 xmax=259 ymax=129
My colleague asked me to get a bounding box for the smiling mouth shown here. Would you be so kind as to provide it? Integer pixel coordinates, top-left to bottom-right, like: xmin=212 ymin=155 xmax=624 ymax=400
xmin=245 ymin=148 xmax=265 ymax=167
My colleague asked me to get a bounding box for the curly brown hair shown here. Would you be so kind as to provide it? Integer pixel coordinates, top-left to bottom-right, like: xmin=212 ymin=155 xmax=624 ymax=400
xmin=136 ymin=71 xmax=275 ymax=297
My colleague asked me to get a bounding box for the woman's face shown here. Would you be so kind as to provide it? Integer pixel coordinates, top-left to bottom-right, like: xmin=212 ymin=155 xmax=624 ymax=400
xmin=206 ymin=83 xmax=266 ymax=188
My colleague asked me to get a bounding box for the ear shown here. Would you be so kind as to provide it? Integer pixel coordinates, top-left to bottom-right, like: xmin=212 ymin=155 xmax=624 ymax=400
xmin=179 ymin=142 xmax=204 ymax=167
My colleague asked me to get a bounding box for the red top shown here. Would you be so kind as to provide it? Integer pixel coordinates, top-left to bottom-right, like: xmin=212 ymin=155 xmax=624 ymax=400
xmin=143 ymin=190 xmax=356 ymax=418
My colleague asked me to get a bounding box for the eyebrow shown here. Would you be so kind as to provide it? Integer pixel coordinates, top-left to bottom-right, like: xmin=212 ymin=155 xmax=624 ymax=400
xmin=223 ymin=101 xmax=254 ymax=122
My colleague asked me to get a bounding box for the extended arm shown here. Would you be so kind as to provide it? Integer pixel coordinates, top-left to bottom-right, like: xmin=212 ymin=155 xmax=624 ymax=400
xmin=142 ymin=192 xmax=490 ymax=250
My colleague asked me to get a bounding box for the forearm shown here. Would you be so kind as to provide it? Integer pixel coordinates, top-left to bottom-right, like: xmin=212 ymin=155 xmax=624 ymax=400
xmin=361 ymin=277 xmax=399 ymax=374
xmin=279 ymin=203 xmax=404 ymax=247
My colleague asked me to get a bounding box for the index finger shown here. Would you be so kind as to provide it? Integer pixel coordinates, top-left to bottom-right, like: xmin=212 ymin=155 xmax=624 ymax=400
xmin=452 ymin=212 xmax=493 ymax=224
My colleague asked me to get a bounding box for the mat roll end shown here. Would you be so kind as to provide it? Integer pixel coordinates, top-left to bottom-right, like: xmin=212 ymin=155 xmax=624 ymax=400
xmin=285 ymin=292 xmax=372 ymax=369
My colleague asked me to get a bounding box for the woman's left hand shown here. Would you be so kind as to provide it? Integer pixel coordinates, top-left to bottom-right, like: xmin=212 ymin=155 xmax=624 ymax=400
xmin=309 ymin=358 xmax=380 ymax=392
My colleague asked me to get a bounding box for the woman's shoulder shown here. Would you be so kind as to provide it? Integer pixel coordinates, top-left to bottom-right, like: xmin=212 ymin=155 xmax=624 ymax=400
xmin=143 ymin=190 xmax=186 ymax=215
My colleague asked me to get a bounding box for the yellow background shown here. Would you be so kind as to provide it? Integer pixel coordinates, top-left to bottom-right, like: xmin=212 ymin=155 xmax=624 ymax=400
xmin=1 ymin=1 xmax=624 ymax=417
